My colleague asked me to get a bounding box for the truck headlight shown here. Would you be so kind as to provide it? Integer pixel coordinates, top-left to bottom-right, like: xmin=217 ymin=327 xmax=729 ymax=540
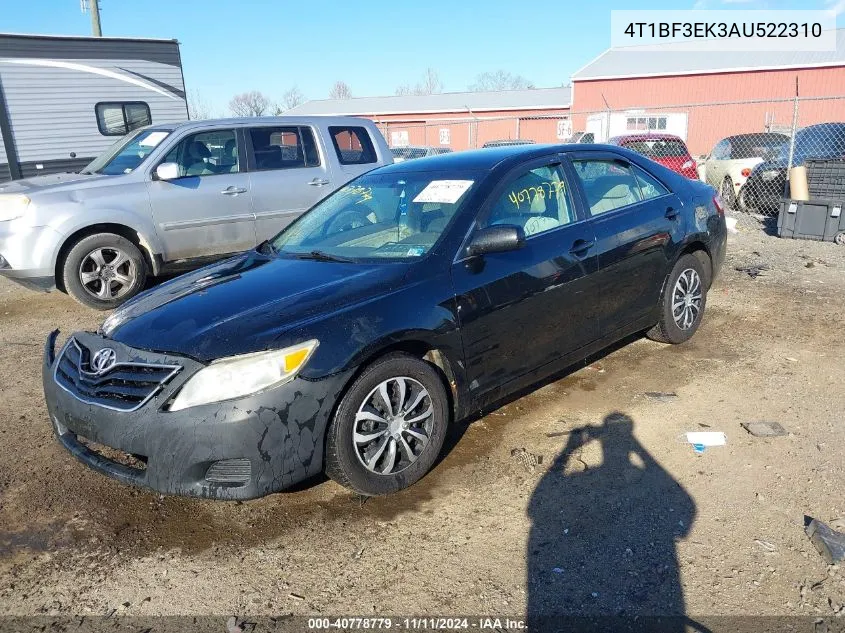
xmin=0 ymin=195 xmax=30 ymax=221
xmin=168 ymin=340 xmax=319 ymax=412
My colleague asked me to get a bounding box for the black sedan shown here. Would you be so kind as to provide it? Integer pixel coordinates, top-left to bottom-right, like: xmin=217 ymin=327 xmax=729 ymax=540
xmin=43 ymin=144 xmax=726 ymax=499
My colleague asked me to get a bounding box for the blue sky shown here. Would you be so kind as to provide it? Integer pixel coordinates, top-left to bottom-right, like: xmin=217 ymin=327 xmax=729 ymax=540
xmin=0 ymin=0 xmax=842 ymax=114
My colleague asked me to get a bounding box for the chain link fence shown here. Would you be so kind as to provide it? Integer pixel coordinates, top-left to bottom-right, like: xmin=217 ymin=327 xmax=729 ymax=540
xmin=375 ymin=96 xmax=845 ymax=232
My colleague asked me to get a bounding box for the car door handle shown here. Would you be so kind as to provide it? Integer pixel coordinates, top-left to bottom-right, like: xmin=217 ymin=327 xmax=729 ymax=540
xmin=309 ymin=178 xmax=330 ymax=186
xmin=665 ymin=206 xmax=679 ymax=219
xmin=569 ymin=239 xmax=595 ymax=257
xmin=221 ymin=186 xmax=247 ymax=195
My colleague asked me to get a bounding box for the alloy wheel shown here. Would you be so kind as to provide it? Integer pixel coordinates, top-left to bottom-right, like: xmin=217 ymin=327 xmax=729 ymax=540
xmin=672 ymin=268 xmax=702 ymax=330
xmin=79 ymin=247 xmax=137 ymax=301
xmin=353 ymin=376 xmax=434 ymax=475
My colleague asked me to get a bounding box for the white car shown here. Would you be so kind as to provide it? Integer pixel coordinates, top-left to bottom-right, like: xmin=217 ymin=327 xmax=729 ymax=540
xmin=700 ymin=133 xmax=788 ymax=210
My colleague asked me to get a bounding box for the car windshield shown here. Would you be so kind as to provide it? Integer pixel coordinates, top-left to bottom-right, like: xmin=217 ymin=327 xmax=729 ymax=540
xmin=623 ymin=139 xmax=688 ymax=158
xmin=270 ymin=170 xmax=479 ymax=262
xmin=81 ymin=128 xmax=171 ymax=175
xmin=728 ymin=134 xmax=787 ymax=159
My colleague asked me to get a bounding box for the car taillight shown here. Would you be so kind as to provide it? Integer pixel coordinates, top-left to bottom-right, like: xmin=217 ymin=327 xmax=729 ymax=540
xmin=741 ymin=168 xmax=751 ymax=177
xmin=713 ymin=195 xmax=725 ymax=216
xmin=682 ymin=160 xmax=694 ymax=170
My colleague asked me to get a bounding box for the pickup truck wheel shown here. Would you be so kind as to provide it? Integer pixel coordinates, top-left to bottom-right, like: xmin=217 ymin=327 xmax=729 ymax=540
xmin=647 ymin=253 xmax=708 ymax=345
xmin=325 ymin=353 xmax=449 ymax=496
xmin=62 ymin=233 xmax=147 ymax=310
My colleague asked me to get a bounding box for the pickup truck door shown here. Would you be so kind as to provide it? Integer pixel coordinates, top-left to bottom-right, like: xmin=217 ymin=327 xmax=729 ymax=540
xmin=146 ymin=127 xmax=256 ymax=262
xmin=245 ymin=125 xmax=335 ymax=241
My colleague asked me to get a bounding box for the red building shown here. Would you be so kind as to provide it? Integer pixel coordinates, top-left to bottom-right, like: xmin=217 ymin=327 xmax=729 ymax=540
xmin=289 ymin=29 xmax=845 ymax=156
xmin=570 ymin=29 xmax=845 ymax=154
xmin=287 ymin=88 xmax=572 ymax=151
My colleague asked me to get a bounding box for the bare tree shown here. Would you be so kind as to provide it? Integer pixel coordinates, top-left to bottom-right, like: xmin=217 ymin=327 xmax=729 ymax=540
xmin=187 ymin=88 xmax=212 ymax=120
xmin=469 ymin=70 xmax=535 ymax=92
xmin=329 ymin=81 xmax=352 ymax=100
xmin=282 ymin=86 xmax=305 ymax=110
xmin=394 ymin=68 xmax=443 ymax=96
xmin=228 ymin=90 xmax=271 ymax=117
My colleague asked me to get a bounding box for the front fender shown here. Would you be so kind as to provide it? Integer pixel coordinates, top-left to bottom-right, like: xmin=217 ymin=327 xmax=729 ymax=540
xmin=48 ymin=207 xmax=164 ymax=272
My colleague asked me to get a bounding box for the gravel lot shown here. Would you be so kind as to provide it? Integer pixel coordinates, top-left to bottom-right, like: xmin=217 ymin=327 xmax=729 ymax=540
xmin=1 ymin=226 xmax=844 ymax=624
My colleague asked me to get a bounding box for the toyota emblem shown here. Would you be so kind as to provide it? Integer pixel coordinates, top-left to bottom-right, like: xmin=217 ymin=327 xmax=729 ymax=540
xmin=90 ymin=348 xmax=117 ymax=374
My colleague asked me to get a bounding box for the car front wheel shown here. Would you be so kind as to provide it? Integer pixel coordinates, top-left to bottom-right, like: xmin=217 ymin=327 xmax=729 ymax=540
xmin=325 ymin=352 xmax=450 ymax=496
xmin=647 ymin=253 xmax=708 ymax=344
xmin=62 ymin=233 xmax=147 ymax=310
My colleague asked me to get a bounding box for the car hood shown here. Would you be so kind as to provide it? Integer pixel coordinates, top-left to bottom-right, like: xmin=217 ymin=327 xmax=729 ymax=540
xmin=0 ymin=171 xmax=107 ymax=194
xmin=102 ymin=251 xmax=409 ymax=362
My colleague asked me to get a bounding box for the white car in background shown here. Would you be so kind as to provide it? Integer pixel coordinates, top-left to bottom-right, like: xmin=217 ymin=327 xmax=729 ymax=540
xmin=390 ymin=146 xmax=452 ymax=162
xmin=700 ymin=133 xmax=788 ymax=210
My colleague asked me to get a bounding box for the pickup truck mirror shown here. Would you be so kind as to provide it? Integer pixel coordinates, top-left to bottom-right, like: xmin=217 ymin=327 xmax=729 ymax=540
xmin=467 ymin=225 xmax=526 ymax=257
xmin=155 ymin=162 xmax=180 ymax=181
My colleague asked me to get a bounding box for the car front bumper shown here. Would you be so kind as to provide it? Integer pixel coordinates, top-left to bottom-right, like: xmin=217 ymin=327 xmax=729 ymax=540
xmin=43 ymin=330 xmax=350 ymax=500
xmin=0 ymin=222 xmax=62 ymax=290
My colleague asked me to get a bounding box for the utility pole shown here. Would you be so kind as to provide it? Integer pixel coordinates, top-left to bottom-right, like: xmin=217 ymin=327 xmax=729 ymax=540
xmin=81 ymin=0 xmax=102 ymax=36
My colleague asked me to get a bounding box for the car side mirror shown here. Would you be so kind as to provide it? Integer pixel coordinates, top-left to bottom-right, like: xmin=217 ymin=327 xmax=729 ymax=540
xmin=155 ymin=162 xmax=180 ymax=181
xmin=466 ymin=225 xmax=526 ymax=257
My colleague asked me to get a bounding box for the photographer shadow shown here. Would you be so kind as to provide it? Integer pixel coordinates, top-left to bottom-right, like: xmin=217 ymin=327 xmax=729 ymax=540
xmin=527 ymin=412 xmax=699 ymax=632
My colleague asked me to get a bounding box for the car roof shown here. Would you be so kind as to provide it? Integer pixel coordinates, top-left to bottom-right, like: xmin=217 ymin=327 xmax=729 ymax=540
xmin=145 ymin=115 xmax=378 ymax=133
xmin=725 ymin=132 xmax=788 ymax=141
xmin=611 ymin=133 xmax=685 ymax=142
xmin=375 ymin=143 xmax=615 ymax=173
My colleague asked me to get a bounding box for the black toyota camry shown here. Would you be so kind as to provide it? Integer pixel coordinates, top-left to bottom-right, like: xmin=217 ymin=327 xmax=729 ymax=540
xmin=43 ymin=144 xmax=726 ymax=500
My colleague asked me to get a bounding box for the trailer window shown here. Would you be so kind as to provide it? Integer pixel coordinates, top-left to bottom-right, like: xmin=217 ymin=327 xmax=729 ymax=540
xmin=96 ymin=102 xmax=152 ymax=136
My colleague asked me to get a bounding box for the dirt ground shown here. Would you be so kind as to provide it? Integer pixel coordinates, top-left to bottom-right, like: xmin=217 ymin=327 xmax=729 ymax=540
xmin=1 ymin=225 xmax=844 ymax=625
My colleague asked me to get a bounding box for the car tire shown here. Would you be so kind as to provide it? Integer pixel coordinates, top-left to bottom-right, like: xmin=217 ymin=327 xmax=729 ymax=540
xmin=720 ymin=177 xmax=736 ymax=209
xmin=324 ymin=352 xmax=450 ymax=496
xmin=62 ymin=233 xmax=148 ymax=311
xmin=736 ymin=184 xmax=752 ymax=213
xmin=646 ymin=253 xmax=708 ymax=345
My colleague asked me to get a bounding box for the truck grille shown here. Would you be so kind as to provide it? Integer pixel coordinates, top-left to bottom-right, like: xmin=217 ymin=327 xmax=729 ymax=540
xmin=54 ymin=338 xmax=181 ymax=412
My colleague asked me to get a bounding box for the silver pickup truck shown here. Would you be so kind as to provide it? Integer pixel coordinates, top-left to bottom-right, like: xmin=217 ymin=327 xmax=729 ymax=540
xmin=0 ymin=116 xmax=392 ymax=308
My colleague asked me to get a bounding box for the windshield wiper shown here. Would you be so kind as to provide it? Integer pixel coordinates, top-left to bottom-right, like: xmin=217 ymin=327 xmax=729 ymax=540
xmin=290 ymin=250 xmax=354 ymax=263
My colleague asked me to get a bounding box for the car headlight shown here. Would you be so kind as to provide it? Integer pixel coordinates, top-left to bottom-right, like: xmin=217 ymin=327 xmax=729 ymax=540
xmin=0 ymin=195 xmax=31 ymax=221
xmin=760 ymin=170 xmax=781 ymax=181
xmin=168 ymin=340 xmax=319 ymax=412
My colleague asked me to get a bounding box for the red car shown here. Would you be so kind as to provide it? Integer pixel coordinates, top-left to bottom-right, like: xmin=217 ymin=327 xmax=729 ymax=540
xmin=607 ymin=134 xmax=698 ymax=180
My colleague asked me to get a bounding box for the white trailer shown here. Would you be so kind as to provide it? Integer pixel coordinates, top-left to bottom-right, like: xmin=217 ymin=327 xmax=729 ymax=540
xmin=0 ymin=33 xmax=188 ymax=182
xmin=586 ymin=111 xmax=689 ymax=143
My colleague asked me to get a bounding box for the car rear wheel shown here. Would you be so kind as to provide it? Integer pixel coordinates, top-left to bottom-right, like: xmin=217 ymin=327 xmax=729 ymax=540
xmin=720 ymin=177 xmax=736 ymax=209
xmin=736 ymin=184 xmax=752 ymax=213
xmin=325 ymin=352 xmax=449 ymax=496
xmin=62 ymin=233 xmax=147 ymax=310
xmin=647 ymin=253 xmax=708 ymax=345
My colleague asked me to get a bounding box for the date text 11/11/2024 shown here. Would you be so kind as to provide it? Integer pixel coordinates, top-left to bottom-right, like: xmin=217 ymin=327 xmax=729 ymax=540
xmin=306 ymin=617 xmax=527 ymax=630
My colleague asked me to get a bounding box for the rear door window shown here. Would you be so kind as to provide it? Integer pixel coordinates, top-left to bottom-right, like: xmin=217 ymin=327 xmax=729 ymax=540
xmin=248 ymin=126 xmax=320 ymax=171
xmin=571 ymin=159 xmax=643 ymax=216
xmin=329 ymin=126 xmax=377 ymax=165
xmin=632 ymin=165 xmax=670 ymax=200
